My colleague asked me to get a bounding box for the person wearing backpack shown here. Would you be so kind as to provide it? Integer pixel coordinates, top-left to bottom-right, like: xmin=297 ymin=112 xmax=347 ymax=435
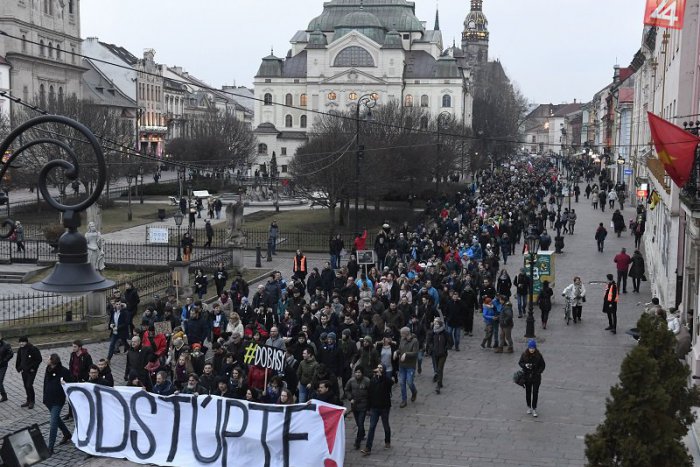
xmin=0 ymin=335 xmax=13 ymax=402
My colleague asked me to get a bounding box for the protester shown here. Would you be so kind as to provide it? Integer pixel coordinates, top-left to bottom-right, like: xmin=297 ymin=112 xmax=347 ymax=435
xmin=0 ymin=335 xmax=13 ymax=402
xmin=43 ymin=354 xmax=72 ymax=453
xmin=362 ymin=364 xmax=392 ymax=455
xmin=16 ymin=336 xmax=41 ymax=409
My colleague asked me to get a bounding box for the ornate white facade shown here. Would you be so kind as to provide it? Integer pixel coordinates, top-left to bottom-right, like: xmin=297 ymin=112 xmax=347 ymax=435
xmin=253 ymin=0 xmax=487 ymax=176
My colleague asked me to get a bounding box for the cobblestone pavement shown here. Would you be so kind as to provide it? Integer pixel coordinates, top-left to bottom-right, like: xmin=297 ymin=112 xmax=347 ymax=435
xmin=0 ymin=196 xmax=671 ymax=467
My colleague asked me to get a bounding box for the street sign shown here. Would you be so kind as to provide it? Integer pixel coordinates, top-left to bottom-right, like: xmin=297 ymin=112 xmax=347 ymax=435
xmin=624 ymin=168 xmax=633 ymax=175
xmin=147 ymin=227 xmax=169 ymax=244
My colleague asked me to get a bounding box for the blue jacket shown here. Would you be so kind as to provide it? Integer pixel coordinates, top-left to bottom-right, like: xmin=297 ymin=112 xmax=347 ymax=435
xmin=482 ymin=304 xmax=495 ymax=324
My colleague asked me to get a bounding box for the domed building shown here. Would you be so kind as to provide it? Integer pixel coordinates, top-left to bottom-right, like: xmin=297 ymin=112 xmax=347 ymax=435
xmin=253 ymin=0 xmax=490 ymax=176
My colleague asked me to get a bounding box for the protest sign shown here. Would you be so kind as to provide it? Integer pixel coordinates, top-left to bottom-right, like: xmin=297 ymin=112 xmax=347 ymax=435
xmin=64 ymin=384 xmax=345 ymax=467
xmin=153 ymin=321 xmax=172 ymax=336
xmin=242 ymin=343 xmax=285 ymax=371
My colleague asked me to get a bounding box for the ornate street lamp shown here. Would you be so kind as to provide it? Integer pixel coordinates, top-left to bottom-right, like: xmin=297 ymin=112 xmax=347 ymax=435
xmin=525 ymin=228 xmax=540 ymax=338
xmin=138 ymin=165 xmax=144 ymax=204
xmin=0 ymin=115 xmax=115 ymax=294
xmin=173 ymin=210 xmax=183 ymax=262
xmin=351 ymin=92 xmax=378 ymax=235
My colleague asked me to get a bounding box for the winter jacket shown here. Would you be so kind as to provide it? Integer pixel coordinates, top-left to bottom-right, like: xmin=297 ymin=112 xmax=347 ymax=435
xmin=367 ymin=373 xmax=392 ymax=409
xmin=43 ymin=364 xmax=71 ymax=407
xmin=398 ymin=336 xmax=419 ymax=369
xmin=297 ymin=356 xmax=319 ymax=386
xmin=16 ymin=343 xmax=41 ymax=373
xmin=426 ymin=326 xmax=452 ymax=358
xmin=344 ymin=376 xmax=370 ymax=410
xmin=628 ymin=253 xmax=646 ymax=278
xmin=69 ymin=348 xmax=93 ymax=382
xmin=519 ymin=350 xmax=546 ymax=384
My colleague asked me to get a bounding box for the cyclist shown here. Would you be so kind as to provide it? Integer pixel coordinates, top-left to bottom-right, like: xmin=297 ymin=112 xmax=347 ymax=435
xmin=562 ymin=276 xmax=586 ymax=324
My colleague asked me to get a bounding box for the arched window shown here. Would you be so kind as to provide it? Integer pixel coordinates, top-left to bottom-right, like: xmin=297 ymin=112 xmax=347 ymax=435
xmin=333 ymin=46 xmax=375 ymax=67
xmin=56 ymin=44 xmax=61 ymax=60
xmin=21 ymin=35 xmax=27 ymax=52
xmin=48 ymin=42 xmax=54 ymax=58
xmin=404 ymin=95 xmax=413 ymax=107
xmin=264 ymin=93 xmax=272 ymax=105
xmin=300 ymin=115 xmax=307 ymax=128
xmin=49 ymin=85 xmax=55 ymax=103
xmin=285 ymin=94 xmax=293 ymax=106
xmin=39 ymin=40 xmax=45 ymax=56
xmin=442 ymin=94 xmax=452 ymax=108
xmin=285 ymin=115 xmax=293 ymax=128
xmin=58 ymin=87 xmax=64 ymax=104
xmin=39 ymin=84 xmax=46 ymax=106
xmin=421 ymin=95 xmax=429 ymax=107
xmin=420 ymin=116 xmax=429 ymax=130
xmin=258 ymin=143 xmax=268 ymax=154
xmin=300 ymin=94 xmax=307 ymax=107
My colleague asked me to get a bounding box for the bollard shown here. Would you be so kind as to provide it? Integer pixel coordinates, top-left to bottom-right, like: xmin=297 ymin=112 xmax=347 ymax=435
xmin=267 ymin=240 xmax=273 ymax=262
xmin=256 ymin=244 xmax=262 ymax=268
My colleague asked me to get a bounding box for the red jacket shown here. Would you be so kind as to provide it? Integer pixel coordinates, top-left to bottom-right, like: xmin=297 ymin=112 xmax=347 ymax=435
xmin=354 ymin=230 xmax=367 ymax=251
xmin=247 ymin=365 xmax=271 ymax=391
xmin=142 ymin=331 xmax=168 ymax=358
xmin=614 ymin=252 xmax=632 ymax=272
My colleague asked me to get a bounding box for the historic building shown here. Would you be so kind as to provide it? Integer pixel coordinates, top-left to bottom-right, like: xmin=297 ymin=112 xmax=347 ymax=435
xmin=252 ymin=0 xmax=491 ymax=177
xmin=0 ymin=0 xmax=85 ymax=118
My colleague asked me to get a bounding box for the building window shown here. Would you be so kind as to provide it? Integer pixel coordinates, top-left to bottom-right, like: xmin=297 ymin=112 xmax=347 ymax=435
xmin=404 ymin=95 xmax=413 ymax=107
xmin=285 ymin=115 xmax=293 ymax=128
xmin=71 ymin=46 xmax=75 ymax=64
xmin=258 ymin=143 xmax=268 ymax=154
xmin=281 ymin=165 xmax=288 ymax=173
xmin=300 ymin=115 xmax=307 ymax=128
xmin=333 ymin=46 xmax=375 ymax=67
xmin=421 ymin=95 xmax=429 ymax=107
xmin=21 ymin=35 xmax=27 ymax=52
xmin=48 ymin=42 xmax=54 ymax=58
xmin=39 ymin=40 xmax=45 ymax=56
xmin=43 ymin=0 xmax=49 ymax=14
xmin=39 ymin=84 xmax=46 ymax=107
xmin=285 ymin=94 xmax=293 ymax=106
xmin=420 ymin=116 xmax=428 ymax=130
xmin=300 ymin=94 xmax=307 ymax=107
xmin=281 ymin=147 xmax=287 ymax=156
xmin=264 ymin=93 xmax=272 ymax=105
xmin=442 ymin=94 xmax=452 ymax=108
xmin=56 ymin=44 xmax=61 ymax=60
xmin=68 ymin=0 xmax=74 ymax=14
xmin=22 ymin=86 xmax=28 ymax=103
xmin=48 ymin=85 xmax=55 ymax=104
xmin=58 ymin=86 xmax=63 ymax=104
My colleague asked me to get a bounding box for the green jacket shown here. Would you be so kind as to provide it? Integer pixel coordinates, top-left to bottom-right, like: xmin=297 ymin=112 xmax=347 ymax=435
xmin=398 ymin=336 xmax=419 ymax=369
xmin=297 ymin=356 xmax=318 ymax=386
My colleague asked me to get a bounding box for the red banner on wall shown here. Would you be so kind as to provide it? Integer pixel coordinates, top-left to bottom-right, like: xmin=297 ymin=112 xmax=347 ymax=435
xmin=644 ymin=0 xmax=687 ymax=29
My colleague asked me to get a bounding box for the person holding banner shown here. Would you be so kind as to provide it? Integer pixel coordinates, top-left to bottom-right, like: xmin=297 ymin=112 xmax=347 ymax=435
xmin=43 ymin=354 xmax=72 ymax=454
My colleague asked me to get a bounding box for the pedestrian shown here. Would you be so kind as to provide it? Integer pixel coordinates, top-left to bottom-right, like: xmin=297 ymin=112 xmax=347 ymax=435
xmin=16 ymin=336 xmax=41 ymax=409
xmin=204 ymin=219 xmax=214 ymax=248
xmin=594 ymin=222 xmax=607 ymax=253
xmin=344 ymin=367 xmax=370 ymax=450
xmin=293 ymin=249 xmax=308 ymax=281
xmin=268 ymin=221 xmax=279 ymax=255
xmin=536 ymin=280 xmax=553 ymax=329
xmin=43 ymin=354 xmax=72 ymax=453
xmin=574 ymin=184 xmax=580 ymax=202
xmin=213 ymin=262 xmax=228 ymax=296
xmin=519 ymin=339 xmax=546 ymax=418
xmin=568 ymin=209 xmax=577 ymax=234
xmin=614 ymin=247 xmax=631 ymax=293
xmin=124 ymin=282 xmax=140 ymax=333
xmin=0 ymin=335 xmax=12 ymax=402
xmin=194 ymin=268 xmax=208 ymax=300
xmin=603 ymin=274 xmax=619 ymax=334
xmin=214 ymin=197 xmax=223 ymax=219
xmin=107 ymin=300 xmax=129 ymax=360
xmin=480 ymin=296 xmax=495 ymax=348
xmin=495 ymin=299 xmax=514 ymax=353
xmin=362 ymin=364 xmax=392 ymax=455
xmin=207 ymin=199 xmax=214 ymax=219
xmin=297 ymin=347 xmax=318 ymax=403
xmin=64 ymin=340 xmax=92 ymax=420
xmin=562 ymin=276 xmax=586 ymax=323
xmin=514 ymin=269 xmax=530 ymax=318
xmin=13 ymin=221 xmax=25 ymax=253
xmin=426 ymin=317 xmax=452 ymax=394
xmin=188 ymin=203 xmax=197 ymax=229
xmin=607 ymin=189 xmax=618 ymax=209
xmin=629 ymin=250 xmax=646 ymax=293
xmin=124 ymin=336 xmax=154 ymax=390
xmin=397 ymin=327 xmax=418 ymax=408
xmin=329 ymin=234 xmax=344 ymax=270
xmin=181 ymin=232 xmax=194 ymax=262
xmin=591 ymin=192 xmax=598 ymax=210
xmin=598 ymin=190 xmax=607 ymax=212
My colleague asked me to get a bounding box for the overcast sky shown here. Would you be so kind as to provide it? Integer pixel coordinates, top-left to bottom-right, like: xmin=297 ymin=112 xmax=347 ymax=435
xmin=81 ymin=0 xmax=645 ymax=105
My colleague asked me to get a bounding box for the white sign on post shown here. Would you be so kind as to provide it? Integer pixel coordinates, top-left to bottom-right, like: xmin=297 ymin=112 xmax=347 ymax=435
xmin=64 ymin=384 xmax=346 ymax=467
xmin=147 ymin=227 xmax=169 ymax=244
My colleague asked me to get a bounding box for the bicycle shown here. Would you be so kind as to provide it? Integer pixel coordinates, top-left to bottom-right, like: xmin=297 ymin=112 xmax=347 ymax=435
xmin=563 ymin=297 xmax=572 ymax=325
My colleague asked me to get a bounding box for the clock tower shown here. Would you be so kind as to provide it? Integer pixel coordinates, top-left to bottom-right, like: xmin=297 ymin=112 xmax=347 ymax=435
xmin=462 ymin=0 xmax=489 ymax=65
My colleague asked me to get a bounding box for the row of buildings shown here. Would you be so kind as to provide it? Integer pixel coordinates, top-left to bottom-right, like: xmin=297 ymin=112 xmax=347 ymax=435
xmin=520 ymin=1 xmax=700 ymax=378
xmin=1 ymin=0 xmax=501 ymax=178
xmin=0 ymin=0 xmax=254 ymax=161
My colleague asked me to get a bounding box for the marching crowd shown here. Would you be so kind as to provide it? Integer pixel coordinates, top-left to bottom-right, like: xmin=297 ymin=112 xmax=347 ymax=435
xmin=0 ymin=156 xmax=661 ymax=457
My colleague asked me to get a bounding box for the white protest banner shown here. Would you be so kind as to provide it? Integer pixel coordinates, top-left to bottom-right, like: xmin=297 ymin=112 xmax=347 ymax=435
xmin=63 ymin=383 xmax=346 ymax=467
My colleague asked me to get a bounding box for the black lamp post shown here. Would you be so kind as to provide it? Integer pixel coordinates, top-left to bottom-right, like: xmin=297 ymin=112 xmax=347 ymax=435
xmin=126 ymin=172 xmax=133 ymax=221
xmin=436 ymin=111 xmax=452 ymax=193
xmin=349 ymin=91 xmax=378 ymax=235
xmin=173 ymin=210 xmax=183 ymax=262
xmin=0 ymin=115 xmax=115 ymax=294
xmin=554 ymin=192 xmax=565 ymax=253
xmin=525 ymin=229 xmax=540 ymax=338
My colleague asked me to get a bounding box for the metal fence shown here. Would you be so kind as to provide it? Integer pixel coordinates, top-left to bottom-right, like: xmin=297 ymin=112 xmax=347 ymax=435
xmin=113 ymin=270 xmax=175 ymax=300
xmin=0 ymin=293 xmax=86 ymax=326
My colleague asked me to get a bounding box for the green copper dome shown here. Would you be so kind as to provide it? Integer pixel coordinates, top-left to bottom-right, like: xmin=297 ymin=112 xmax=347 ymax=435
xmin=308 ymin=0 xmax=424 ymax=33
xmin=334 ymin=10 xmax=386 ymax=43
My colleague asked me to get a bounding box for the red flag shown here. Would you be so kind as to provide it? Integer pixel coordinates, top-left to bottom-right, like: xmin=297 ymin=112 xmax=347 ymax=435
xmin=644 ymin=0 xmax=687 ymax=30
xmin=647 ymin=112 xmax=699 ymax=188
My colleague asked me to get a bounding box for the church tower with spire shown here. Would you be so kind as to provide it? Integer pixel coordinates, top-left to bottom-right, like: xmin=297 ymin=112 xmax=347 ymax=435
xmin=462 ymin=0 xmax=489 ymax=65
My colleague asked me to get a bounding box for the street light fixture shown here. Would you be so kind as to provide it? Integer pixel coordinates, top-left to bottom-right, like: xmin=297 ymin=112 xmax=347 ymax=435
xmin=0 ymin=115 xmax=115 ymax=294
xmin=352 ymin=92 xmax=379 ymax=235
xmin=525 ymin=228 xmax=540 ymax=338
xmin=126 ymin=172 xmax=133 ymax=222
xmin=173 ymin=210 xmax=183 ymax=262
